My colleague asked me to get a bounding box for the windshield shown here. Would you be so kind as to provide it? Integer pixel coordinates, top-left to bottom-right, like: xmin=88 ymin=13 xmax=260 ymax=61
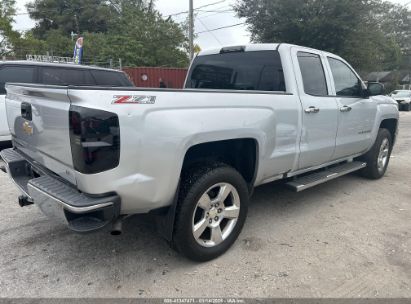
xmin=390 ymin=91 xmax=411 ymax=98
xmin=185 ymin=50 xmax=285 ymax=92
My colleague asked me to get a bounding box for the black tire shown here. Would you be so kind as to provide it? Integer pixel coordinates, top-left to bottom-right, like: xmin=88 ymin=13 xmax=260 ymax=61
xmin=359 ymin=128 xmax=392 ymax=179
xmin=172 ymin=163 xmax=249 ymax=262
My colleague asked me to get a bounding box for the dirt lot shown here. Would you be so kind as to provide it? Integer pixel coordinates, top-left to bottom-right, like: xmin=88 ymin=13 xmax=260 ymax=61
xmin=0 ymin=113 xmax=410 ymax=299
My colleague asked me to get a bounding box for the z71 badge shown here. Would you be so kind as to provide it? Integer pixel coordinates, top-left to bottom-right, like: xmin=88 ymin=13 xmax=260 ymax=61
xmin=112 ymin=95 xmax=156 ymax=104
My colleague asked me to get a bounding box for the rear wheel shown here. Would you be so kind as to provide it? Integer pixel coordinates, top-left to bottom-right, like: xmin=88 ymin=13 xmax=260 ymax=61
xmin=172 ymin=163 xmax=249 ymax=262
xmin=359 ymin=128 xmax=392 ymax=179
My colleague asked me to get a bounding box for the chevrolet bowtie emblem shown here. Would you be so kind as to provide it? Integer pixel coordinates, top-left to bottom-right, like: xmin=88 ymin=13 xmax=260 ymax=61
xmin=22 ymin=121 xmax=34 ymax=135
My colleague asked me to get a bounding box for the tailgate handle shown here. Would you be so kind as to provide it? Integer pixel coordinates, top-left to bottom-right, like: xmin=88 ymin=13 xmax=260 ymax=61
xmin=21 ymin=102 xmax=32 ymax=121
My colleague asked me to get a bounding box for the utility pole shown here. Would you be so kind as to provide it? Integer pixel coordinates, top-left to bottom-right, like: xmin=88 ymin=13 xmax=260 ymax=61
xmin=189 ymin=0 xmax=194 ymax=61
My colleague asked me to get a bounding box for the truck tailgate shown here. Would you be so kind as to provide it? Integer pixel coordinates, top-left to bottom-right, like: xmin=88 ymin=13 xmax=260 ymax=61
xmin=5 ymin=84 xmax=77 ymax=184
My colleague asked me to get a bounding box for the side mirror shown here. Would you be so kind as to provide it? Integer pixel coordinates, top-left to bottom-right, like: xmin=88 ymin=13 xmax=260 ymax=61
xmin=367 ymin=82 xmax=384 ymax=96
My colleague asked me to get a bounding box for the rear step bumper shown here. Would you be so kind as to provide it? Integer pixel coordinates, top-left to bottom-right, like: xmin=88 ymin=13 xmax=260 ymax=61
xmin=0 ymin=148 xmax=120 ymax=233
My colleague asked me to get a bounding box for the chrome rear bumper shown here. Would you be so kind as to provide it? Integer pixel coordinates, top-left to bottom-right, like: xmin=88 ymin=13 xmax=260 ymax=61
xmin=0 ymin=148 xmax=120 ymax=232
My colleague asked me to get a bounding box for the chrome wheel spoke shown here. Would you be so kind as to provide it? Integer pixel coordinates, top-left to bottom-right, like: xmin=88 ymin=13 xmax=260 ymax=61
xmin=210 ymin=226 xmax=223 ymax=245
xmin=198 ymin=193 xmax=211 ymax=210
xmin=224 ymin=206 xmax=240 ymax=219
xmin=193 ymin=218 xmax=208 ymax=240
xmin=214 ymin=184 xmax=232 ymax=204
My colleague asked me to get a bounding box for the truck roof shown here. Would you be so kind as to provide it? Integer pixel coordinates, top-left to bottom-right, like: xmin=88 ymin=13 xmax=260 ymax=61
xmin=0 ymin=60 xmax=123 ymax=73
xmin=197 ymin=43 xmax=337 ymax=57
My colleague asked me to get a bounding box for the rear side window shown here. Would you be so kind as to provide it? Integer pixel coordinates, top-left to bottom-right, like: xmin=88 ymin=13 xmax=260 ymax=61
xmin=185 ymin=50 xmax=286 ymax=91
xmin=91 ymin=70 xmax=132 ymax=86
xmin=297 ymin=52 xmax=328 ymax=96
xmin=0 ymin=66 xmax=36 ymax=94
xmin=328 ymin=57 xmax=363 ymax=97
xmin=41 ymin=68 xmax=95 ymax=86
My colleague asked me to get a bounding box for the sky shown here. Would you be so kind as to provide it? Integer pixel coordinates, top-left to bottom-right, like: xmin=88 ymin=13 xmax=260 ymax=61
xmin=12 ymin=0 xmax=411 ymax=50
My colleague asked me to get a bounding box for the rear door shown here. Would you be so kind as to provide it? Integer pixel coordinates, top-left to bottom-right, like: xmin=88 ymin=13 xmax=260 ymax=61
xmin=0 ymin=65 xmax=37 ymax=138
xmin=325 ymin=56 xmax=378 ymax=159
xmin=291 ymin=47 xmax=339 ymax=169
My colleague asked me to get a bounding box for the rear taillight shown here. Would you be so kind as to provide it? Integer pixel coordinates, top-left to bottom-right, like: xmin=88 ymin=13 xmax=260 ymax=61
xmin=69 ymin=105 xmax=120 ymax=174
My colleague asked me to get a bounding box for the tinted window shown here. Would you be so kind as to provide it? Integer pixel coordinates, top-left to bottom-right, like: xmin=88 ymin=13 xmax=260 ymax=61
xmin=185 ymin=50 xmax=286 ymax=91
xmin=41 ymin=68 xmax=95 ymax=86
xmin=0 ymin=66 xmax=36 ymax=94
xmin=328 ymin=57 xmax=363 ymax=97
xmin=297 ymin=52 xmax=328 ymax=96
xmin=91 ymin=70 xmax=132 ymax=86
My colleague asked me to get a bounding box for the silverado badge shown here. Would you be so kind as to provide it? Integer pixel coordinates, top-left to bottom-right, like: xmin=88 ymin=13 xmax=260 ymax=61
xmin=22 ymin=121 xmax=34 ymax=135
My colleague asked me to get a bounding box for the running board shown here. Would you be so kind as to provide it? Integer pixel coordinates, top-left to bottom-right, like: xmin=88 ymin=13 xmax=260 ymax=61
xmin=286 ymin=161 xmax=366 ymax=192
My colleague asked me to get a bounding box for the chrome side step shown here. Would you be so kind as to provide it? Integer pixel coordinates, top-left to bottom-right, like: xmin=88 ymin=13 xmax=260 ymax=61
xmin=286 ymin=161 xmax=366 ymax=192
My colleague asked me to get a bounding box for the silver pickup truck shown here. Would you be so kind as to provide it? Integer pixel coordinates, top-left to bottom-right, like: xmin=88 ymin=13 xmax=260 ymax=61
xmin=0 ymin=44 xmax=399 ymax=261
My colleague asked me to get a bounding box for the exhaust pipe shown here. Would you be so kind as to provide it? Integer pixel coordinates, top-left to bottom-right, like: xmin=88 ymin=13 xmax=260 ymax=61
xmin=111 ymin=217 xmax=123 ymax=236
xmin=18 ymin=195 xmax=34 ymax=207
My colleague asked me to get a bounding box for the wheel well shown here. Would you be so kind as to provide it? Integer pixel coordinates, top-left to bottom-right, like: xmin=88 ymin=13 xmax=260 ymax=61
xmin=380 ymin=119 xmax=397 ymax=142
xmin=182 ymin=139 xmax=258 ymax=187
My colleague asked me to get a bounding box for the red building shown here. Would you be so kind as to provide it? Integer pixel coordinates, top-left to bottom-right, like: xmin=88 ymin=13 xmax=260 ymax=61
xmin=122 ymin=67 xmax=188 ymax=89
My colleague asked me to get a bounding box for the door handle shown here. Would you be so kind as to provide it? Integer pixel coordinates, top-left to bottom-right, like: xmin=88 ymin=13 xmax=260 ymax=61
xmin=304 ymin=106 xmax=320 ymax=114
xmin=340 ymin=106 xmax=352 ymax=112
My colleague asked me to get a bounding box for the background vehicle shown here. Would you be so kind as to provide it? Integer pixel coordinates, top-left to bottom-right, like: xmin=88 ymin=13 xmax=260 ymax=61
xmin=0 ymin=61 xmax=133 ymax=143
xmin=0 ymin=44 xmax=399 ymax=261
xmin=389 ymin=90 xmax=411 ymax=111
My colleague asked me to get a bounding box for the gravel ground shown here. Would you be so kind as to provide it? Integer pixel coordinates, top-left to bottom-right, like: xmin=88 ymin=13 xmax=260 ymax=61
xmin=0 ymin=113 xmax=410 ymax=299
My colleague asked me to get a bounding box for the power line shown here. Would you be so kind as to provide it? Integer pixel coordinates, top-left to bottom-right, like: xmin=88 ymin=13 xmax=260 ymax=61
xmin=195 ymin=22 xmax=246 ymax=35
xmin=197 ymin=18 xmax=222 ymax=46
xmin=198 ymin=10 xmax=235 ymax=19
xmin=196 ymin=9 xmax=234 ymax=13
xmin=196 ymin=5 xmax=233 ymax=17
xmin=163 ymin=0 xmax=226 ymax=18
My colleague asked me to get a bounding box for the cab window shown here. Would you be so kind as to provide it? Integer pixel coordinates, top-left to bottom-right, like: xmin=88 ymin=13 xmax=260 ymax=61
xmin=297 ymin=52 xmax=328 ymax=96
xmin=328 ymin=57 xmax=363 ymax=97
xmin=185 ymin=50 xmax=286 ymax=91
xmin=0 ymin=66 xmax=36 ymax=94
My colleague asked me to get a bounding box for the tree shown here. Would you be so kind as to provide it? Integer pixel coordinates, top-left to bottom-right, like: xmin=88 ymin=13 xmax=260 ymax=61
xmin=99 ymin=0 xmax=188 ymax=67
xmin=234 ymin=0 xmax=410 ymax=72
xmin=27 ymin=0 xmax=117 ymax=39
xmin=22 ymin=0 xmax=189 ymax=67
xmin=0 ymin=0 xmax=20 ymax=56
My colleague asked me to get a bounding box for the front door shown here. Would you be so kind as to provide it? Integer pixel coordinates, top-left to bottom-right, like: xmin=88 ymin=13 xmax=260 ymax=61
xmin=292 ymin=48 xmax=339 ymax=170
xmin=325 ymin=56 xmax=378 ymax=159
